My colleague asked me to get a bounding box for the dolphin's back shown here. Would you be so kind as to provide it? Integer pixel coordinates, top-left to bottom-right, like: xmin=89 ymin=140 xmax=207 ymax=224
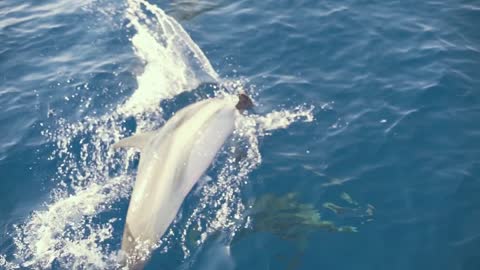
xmin=117 ymin=97 xmax=238 ymax=268
xmin=182 ymin=104 xmax=236 ymax=193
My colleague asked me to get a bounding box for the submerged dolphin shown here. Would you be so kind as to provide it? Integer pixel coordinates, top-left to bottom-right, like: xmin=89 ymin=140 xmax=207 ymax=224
xmin=114 ymin=94 xmax=253 ymax=269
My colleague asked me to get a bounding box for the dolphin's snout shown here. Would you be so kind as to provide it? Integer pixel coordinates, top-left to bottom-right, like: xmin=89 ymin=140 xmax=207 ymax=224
xmin=236 ymin=94 xmax=254 ymax=111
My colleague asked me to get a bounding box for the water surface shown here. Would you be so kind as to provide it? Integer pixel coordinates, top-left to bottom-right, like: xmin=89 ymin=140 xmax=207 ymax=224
xmin=1 ymin=0 xmax=479 ymax=269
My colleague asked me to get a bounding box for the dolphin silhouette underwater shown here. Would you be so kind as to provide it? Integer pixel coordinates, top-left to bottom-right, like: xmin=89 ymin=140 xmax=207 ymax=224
xmin=113 ymin=94 xmax=253 ymax=269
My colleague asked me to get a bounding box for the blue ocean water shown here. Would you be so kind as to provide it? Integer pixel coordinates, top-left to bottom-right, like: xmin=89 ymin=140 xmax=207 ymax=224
xmin=1 ymin=0 xmax=479 ymax=269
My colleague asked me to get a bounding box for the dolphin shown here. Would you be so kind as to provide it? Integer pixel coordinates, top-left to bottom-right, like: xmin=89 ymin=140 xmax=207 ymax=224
xmin=113 ymin=94 xmax=253 ymax=269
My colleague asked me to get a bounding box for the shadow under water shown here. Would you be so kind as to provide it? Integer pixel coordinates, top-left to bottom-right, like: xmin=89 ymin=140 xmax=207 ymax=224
xmin=238 ymin=192 xmax=373 ymax=269
xmin=184 ymin=192 xmax=374 ymax=270
xmin=242 ymin=193 xmax=360 ymax=245
xmin=166 ymin=0 xmax=222 ymax=21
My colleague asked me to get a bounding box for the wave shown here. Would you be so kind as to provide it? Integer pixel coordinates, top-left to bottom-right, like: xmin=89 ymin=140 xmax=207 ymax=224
xmin=0 ymin=0 xmax=314 ymax=269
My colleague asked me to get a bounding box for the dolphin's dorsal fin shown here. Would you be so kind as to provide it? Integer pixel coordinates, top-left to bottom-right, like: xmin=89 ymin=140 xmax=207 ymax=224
xmin=112 ymin=131 xmax=156 ymax=151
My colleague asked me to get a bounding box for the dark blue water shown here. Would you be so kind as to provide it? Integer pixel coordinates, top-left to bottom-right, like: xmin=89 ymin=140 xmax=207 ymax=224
xmin=1 ymin=0 xmax=479 ymax=269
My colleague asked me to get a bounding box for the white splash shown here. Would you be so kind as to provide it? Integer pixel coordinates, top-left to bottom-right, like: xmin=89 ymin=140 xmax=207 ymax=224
xmin=250 ymin=105 xmax=315 ymax=133
xmin=12 ymin=176 xmax=131 ymax=269
xmin=0 ymin=0 xmax=315 ymax=269
xmin=120 ymin=0 xmax=219 ymax=116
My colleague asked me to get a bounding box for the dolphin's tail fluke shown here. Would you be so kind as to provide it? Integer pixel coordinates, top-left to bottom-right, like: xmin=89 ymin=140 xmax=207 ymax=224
xmin=119 ymin=256 xmax=147 ymax=270
xmin=120 ymin=225 xmax=151 ymax=270
xmin=128 ymin=259 xmax=148 ymax=270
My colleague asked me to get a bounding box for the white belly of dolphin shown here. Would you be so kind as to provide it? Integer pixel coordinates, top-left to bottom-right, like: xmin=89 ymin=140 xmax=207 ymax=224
xmin=113 ymin=96 xmax=239 ymax=265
